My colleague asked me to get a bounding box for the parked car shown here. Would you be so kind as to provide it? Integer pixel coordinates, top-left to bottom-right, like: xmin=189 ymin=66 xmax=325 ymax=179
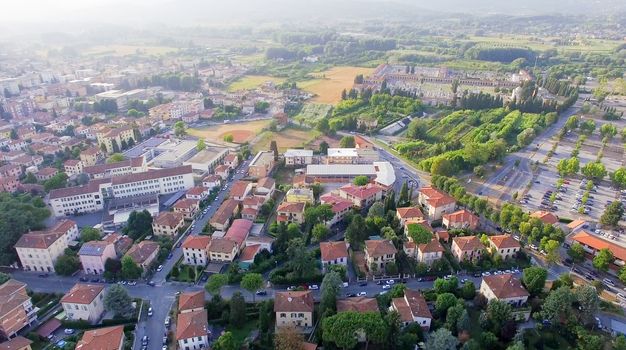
xmin=309 ymin=284 xmax=319 ymax=290
xmin=64 ymin=329 xmax=75 ymax=335
xmin=164 ymin=317 xmax=171 ymax=327
xmin=346 ymin=293 xmax=356 ymax=297
xmin=148 ymin=307 xmax=153 ymax=317
xmin=357 ymin=291 xmax=367 ymax=297
xmin=386 ymin=279 xmax=395 ymax=285
xmin=287 ymin=286 xmax=296 ymax=291
xmin=382 ymin=284 xmax=392 ymax=290
xmin=156 ymin=265 xmax=163 ymax=272
xmin=256 ymin=290 xmax=267 ymax=296
xmin=359 ymin=282 xmax=368 ymax=287
xmin=603 ymin=278 xmax=616 ymax=287
xmin=147 ymin=281 xmax=156 ymax=287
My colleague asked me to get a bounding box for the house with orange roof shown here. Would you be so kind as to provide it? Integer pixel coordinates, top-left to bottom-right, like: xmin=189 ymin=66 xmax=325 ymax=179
xmin=15 ymin=228 xmax=69 ymax=273
xmin=182 ymin=236 xmax=211 ymax=266
xmin=75 ymin=325 xmax=125 ymax=350
xmin=320 ymin=241 xmax=349 ymax=272
xmin=239 ymin=244 xmax=263 ymax=264
xmin=0 ymin=280 xmax=38 ymax=339
xmin=365 ymin=240 xmax=397 ymax=271
xmin=202 ymin=174 xmax=221 ymax=190
xmin=229 ymin=180 xmax=253 ymax=201
xmin=530 ymin=211 xmax=559 ymax=225
xmin=0 ymin=336 xmax=33 ymax=350
xmin=488 ymin=235 xmax=521 ymax=260
xmin=176 ymin=309 xmax=209 ymax=350
xmin=61 ymin=283 xmax=105 ymax=323
xmin=173 ymin=198 xmax=200 ymax=219
xmin=337 ymin=183 xmax=384 ymax=208
xmin=451 ymin=236 xmax=484 ymax=262
xmin=337 ymin=297 xmax=379 ymax=314
xmin=396 ymin=206 xmax=424 ymax=226
xmin=566 ymin=219 xmax=587 ymax=233
xmin=223 ymin=153 xmax=239 ymax=169
xmin=276 ymin=201 xmax=306 ymax=224
xmin=214 ymin=164 xmax=230 ymax=180
xmin=480 ymin=274 xmax=529 ymax=307
xmin=125 ymin=241 xmax=159 ymax=272
xmin=416 ymin=239 xmax=445 ymax=265
xmin=152 ymin=211 xmax=185 ymax=236
xmin=320 ymin=194 xmax=353 ymax=227
xmin=63 ymin=159 xmax=84 ymax=177
xmin=417 ymin=187 xmax=456 ymax=221
xmin=185 ymin=186 xmax=209 ymax=201
xmin=274 ymin=291 xmax=314 ymax=329
xmin=178 ymin=291 xmax=205 ymax=314
xmin=442 ymin=209 xmax=479 ymax=230
xmin=390 ymin=289 xmax=432 ymax=329
xmin=210 ymin=198 xmax=240 ymax=231
xmin=571 ymin=231 xmax=626 ymax=268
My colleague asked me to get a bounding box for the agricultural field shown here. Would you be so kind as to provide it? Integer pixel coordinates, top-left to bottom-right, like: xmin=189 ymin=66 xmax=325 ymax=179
xmin=466 ymin=35 xmax=624 ymax=53
xmin=188 ymin=119 xmax=271 ymax=144
xmin=252 ymin=127 xmax=320 ymax=153
xmin=299 ymin=66 xmax=375 ymax=104
xmin=227 ymin=75 xmax=286 ymax=92
xmin=292 ymin=103 xmax=333 ymax=127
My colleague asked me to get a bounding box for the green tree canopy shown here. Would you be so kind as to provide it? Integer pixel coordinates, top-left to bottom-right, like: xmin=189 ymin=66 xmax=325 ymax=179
xmin=121 ymin=255 xmax=142 ymax=280
xmin=240 ymin=273 xmax=264 ymax=302
xmin=196 ymin=138 xmax=206 ymax=151
xmin=104 ymin=284 xmax=133 ymax=318
xmin=106 ymin=153 xmax=126 ymax=163
xmin=80 ymin=227 xmax=101 ymax=242
xmin=339 ymin=136 xmax=355 ymax=148
xmin=425 ymin=328 xmax=458 ymax=350
xmin=205 ymin=273 xmax=228 ymax=295
xmin=567 ymin=242 xmax=586 ymax=263
xmin=592 ymin=248 xmax=614 ymax=272
xmin=407 ymin=223 xmax=432 ymax=244
xmin=522 ymin=266 xmax=547 ymax=296
xmin=54 ymin=253 xmax=80 ymax=276
xmin=353 ymin=175 xmax=369 ymax=186
xmin=600 ymin=201 xmax=624 ymax=227
xmin=581 ymin=162 xmax=607 ymax=180
xmin=322 ymin=311 xmax=388 ymax=349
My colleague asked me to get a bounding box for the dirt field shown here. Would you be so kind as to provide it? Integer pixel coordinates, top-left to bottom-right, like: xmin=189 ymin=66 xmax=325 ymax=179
xmin=227 ymin=75 xmax=286 ymax=92
xmin=188 ymin=119 xmax=271 ymax=143
xmin=252 ymin=128 xmax=320 ymax=153
xmin=299 ymin=66 xmax=375 ymax=104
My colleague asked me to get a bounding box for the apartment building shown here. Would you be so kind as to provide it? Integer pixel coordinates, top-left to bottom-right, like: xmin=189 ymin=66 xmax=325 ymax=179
xmin=336 ymin=183 xmax=384 ymax=208
xmin=178 ymin=291 xmax=205 ymax=314
xmin=0 ymin=280 xmax=38 ymax=339
xmin=63 ymin=159 xmax=84 ymax=177
xmin=451 ymin=236 xmax=484 ymax=262
xmin=480 ymin=274 xmax=530 ymax=307
xmin=96 ymin=127 xmax=135 ymax=154
xmin=284 ymin=149 xmax=313 ymax=166
xmin=78 ymin=241 xmax=116 ymax=275
xmin=442 ymin=209 xmax=479 ymax=230
xmin=125 ymin=241 xmax=159 ymax=272
xmin=248 ymin=151 xmax=275 ymax=178
xmin=176 ymin=309 xmax=209 ymax=350
xmin=276 ymin=201 xmax=306 ymax=224
xmin=417 ymin=187 xmax=456 ymax=221
xmin=83 ymin=157 xmax=146 ymax=179
xmin=182 ymin=236 xmax=211 ymax=266
xmin=488 ymin=235 xmax=521 ymax=260
xmin=61 ymin=284 xmax=106 ymax=323
xmin=152 ymin=212 xmax=185 ymax=236
xmin=75 ymin=325 xmax=125 ymax=350
xmin=364 ymin=240 xmax=397 ymax=270
xmin=390 ymin=289 xmax=432 ymax=330
xmin=80 ymin=147 xmax=102 ymax=167
xmin=15 ymin=229 xmax=68 ymax=273
xmin=173 ymin=198 xmax=200 ymax=219
xmin=274 ymin=291 xmax=314 ymax=329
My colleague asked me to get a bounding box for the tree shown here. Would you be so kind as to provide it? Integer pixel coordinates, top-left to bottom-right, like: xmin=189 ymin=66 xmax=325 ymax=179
xmin=522 ymin=267 xmax=547 ymax=296
xmin=540 ymin=286 xmax=573 ymax=324
xmin=486 ymin=300 xmax=513 ymax=329
xmin=568 ymin=242 xmax=585 ymax=263
xmin=592 ymin=248 xmax=614 ymax=272
xmin=430 ymin=158 xmax=455 ymax=176
xmin=339 ymin=136 xmax=355 ymax=148
xmin=611 ymin=167 xmax=626 ymax=189
xmin=544 ymin=239 xmax=561 ymax=264
xmin=461 ymin=281 xmax=476 ymax=299
xmin=213 ymin=332 xmax=237 ymax=350
xmin=580 ymin=120 xmax=596 ymax=135
xmin=43 ymin=173 xmax=68 ymax=191
xmin=205 ymin=273 xmax=228 ymax=295
xmin=275 ymin=326 xmax=305 ymax=350
xmin=317 ymin=119 xmax=330 ymax=135
xmin=196 ymin=139 xmax=206 ymax=151
xmin=0 ymin=272 xmax=10 ymax=285
xmin=457 ymin=309 xmax=471 ymax=334
xmin=124 ymin=210 xmax=153 ymax=240
xmin=516 ymin=128 xmax=536 ymax=147
xmin=557 ymin=157 xmax=580 ymax=176
xmin=581 ymin=162 xmax=607 ymax=180
xmin=80 ymin=227 xmax=101 ymax=242
xmin=345 ymin=214 xmax=368 ymax=249
xmin=54 ymin=254 xmax=80 ymax=276
xmin=121 ymin=255 xmax=142 ymax=280
xmin=506 ymin=342 xmax=525 ymax=350
xmin=425 ymin=328 xmax=458 ymax=350
xmin=398 ymin=181 xmax=410 ymax=206
xmin=229 ymin=292 xmax=246 ymax=327
xmin=434 ymin=277 xmax=458 ymax=294
xmin=575 ymin=284 xmax=599 ymax=325
xmin=312 ymin=223 xmax=330 ymax=241
xmin=600 ymin=201 xmax=624 ymax=227
xmin=435 ymin=293 xmax=458 ymax=316
xmin=320 ymin=271 xmax=343 ymax=317
xmin=407 ymin=223 xmax=432 ymax=244
xmin=286 ymin=238 xmax=316 ymax=277
xmin=223 ymin=134 xmax=234 ymax=142
xmin=270 ymin=141 xmax=279 ymax=160
xmin=240 ymin=273 xmax=263 ymax=302
xmin=104 ymin=284 xmax=133 ymax=318
xmin=319 ymin=141 xmax=329 ymax=155
xmin=322 ymin=311 xmax=387 ymax=349
xmin=107 ymin=153 xmax=126 ymax=163
xmin=600 ymin=123 xmax=618 ymax=139
xmin=368 ymin=201 xmax=384 ymax=217
xmin=174 ymin=121 xmax=186 ymax=137
xmin=353 ymin=175 xmax=369 ymax=186
xmin=615 ymin=335 xmax=626 ymax=350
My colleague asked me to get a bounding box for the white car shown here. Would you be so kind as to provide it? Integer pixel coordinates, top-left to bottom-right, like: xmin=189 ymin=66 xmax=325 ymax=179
xmin=64 ymin=329 xmax=75 ymax=335
xmin=309 ymin=284 xmax=319 ymax=290
xmin=382 ymin=284 xmax=392 ymax=290
xmin=156 ymin=265 xmax=163 ymax=272
xmin=357 ymin=291 xmax=367 ymax=297
xmin=147 ymin=307 xmax=153 ymax=316
xmin=482 ymin=271 xmax=491 ymax=277
xmin=618 ymin=293 xmax=626 ymax=300
xmin=386 ymin=279 xmax=395 ymax=285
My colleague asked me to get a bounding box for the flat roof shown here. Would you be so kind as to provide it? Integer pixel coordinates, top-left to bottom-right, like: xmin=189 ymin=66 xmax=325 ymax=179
xmin=328 ymin=148 xmax=358 ymax=157
xmin=185 ymin=146 xmax=228 ymax=164
xmin=123 ymin=137 xmax=168 ymax=158
xmin=152 ymin=140 xmax=197 ymax=163
xmin=250 ymin=151 xmax=274 ymax=167
xmin=284 ymin=149 xmax=313 ymax=157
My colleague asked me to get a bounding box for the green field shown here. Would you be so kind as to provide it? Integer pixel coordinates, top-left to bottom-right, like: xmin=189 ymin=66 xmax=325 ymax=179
xmin=227 ymin=75 xmax=286 ymax=91
xmin=293 ymin=103 xmax=333 ymax=127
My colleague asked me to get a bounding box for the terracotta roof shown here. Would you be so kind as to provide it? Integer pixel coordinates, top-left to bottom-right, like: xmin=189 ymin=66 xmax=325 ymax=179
xmin=182 ymin=235 xmax=211 ymax=250
xmin=320 ymin=194 xmax=353 ymax=213
xmin=186 ymin=186 xmax=207 ymax=196
xmin=125 ymin=241 xmax=159 ymax=264
xmin=0 ymin=336 xmax=33 ymax=350
xmin=176 ymin=309 xmax=208 ymax=340
xmin=452 ymin=236 xmax=483 ymax=252
xmin=489 ymin=235 xmax=520 ymax=249
xmin=0 ymin=280 xmax=29 ymax=319
xmin=243 ymin=196 xmax=265 ymax=207
xmin=178 ymin=291 xmax=205 ymax=312
xmin=292 ymin=174 xmax=313 ymax=186
xmin=241 ymin=207 xmax=258 ymax=217
xmin=203 ymin=174 xmax=221 ymax=183
xmin=214 ymin=164 xmax=229 ymax=173
xmin=230 ymin=180 xmax=252 ymax=198
xmin=572 ymin=231 xmax=626 ymax=262
xmin=482 ymin=274 xmax=529 ymax=299
xmin=76 ymin=325 xmax=124 ymax=350
xmin=443 ymin=209 xmax=479 ymax=227
xmin=392 ymin=289 xmax=431 ymax=322
xmin=37 ymin=167 xmax=58 ymax=176
xmin=257 ymin=177 xmax=275 ymax=190
xmin=418 ymin=187 xmax=455 ymax=208
xmin=173 ymin=198 xmax=199 ymax=210
xmin=567 ymin=219 xmax=586 ymax=229
xmin=277 ymin=201 xmax=305 ymax=213
xmin=210 ymin=199 xmax=239 ymax=226
xmin=83 ymin=147 xmax=100 ymax=155
xmin=303 ymin=343 xmax=317 ymax=350
xmin=274 ymin=291 xmax=314 ymax=313
xmin=207 ymin=238 xmax=237 ymax=254
xmin=337 ymin=297 xmax=378 ymax=313
xmin=339 ymin=183 xmax=384 ymax=201
xmin=365 ymin=240 xmax=397 ymax=257
xmin=224 ymin=154 xmax=237 ymax=162
xmin=15 ymin=230 xmax=65 ymax=249
xmin=83 ymin=157 xmax=143 ymax=176
xmin=154 ymin=211 xmax=184 ymax=227
xmin=396 ymin=206 xmax=424 ymax=219
xmin=111 ymin=165 xmax=192 ymax=186
xmin=224 ymin=219 xmax=253 ymax=246
xmin=61 ymin=283 xmax=104 ymax=304
xmin=320 ymin=241 xmax=349 ymax=261
xmin=530 ymin=211 xmax=559 ymax=225
xmin=239 ymin=244 xmax=261 ymax=262
xmin=64 ymin=159 xmax=81 ymax=166
xmin=418 ymin=239 xmax=445 ymax=254
xmin=435 ymin=230 xmax=450 ymax=242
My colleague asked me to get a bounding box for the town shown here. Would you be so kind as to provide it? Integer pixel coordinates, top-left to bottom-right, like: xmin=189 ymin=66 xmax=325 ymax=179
xmin=1 ymin=1 xmax=626 ymax=350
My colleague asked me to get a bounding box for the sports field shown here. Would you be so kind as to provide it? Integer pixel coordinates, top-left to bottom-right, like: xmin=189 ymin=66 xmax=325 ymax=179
xmin=300 ymin=66 xmax=375 ymax=104
xmin=227 ymin=75 xmax=286 ymax=92
xmin=188 ymin=119 xmax=271 ymax=144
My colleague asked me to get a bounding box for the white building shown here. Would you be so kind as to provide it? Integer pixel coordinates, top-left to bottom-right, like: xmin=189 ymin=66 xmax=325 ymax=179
xmin=284 ymin=149 xmax=313 ymax=166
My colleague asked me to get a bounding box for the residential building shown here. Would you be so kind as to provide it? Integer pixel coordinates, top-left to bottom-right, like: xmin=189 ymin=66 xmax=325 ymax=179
xmin=255 ymin=177 xmax=275 ymax=198
xmin=230 ymin=180 xmax=253 ymax=201
xmin=125 ymin=241 xmax=159 ymax=271
xmin=248 ymin=151 xmax=275 ymax=178
xmin=284 ymin=149 xmax=313 ymax=166
xmin=210 ymin=199 xmax=239 ymax=231
xmin=404 ymin=238 xmax=444 ymax=266
xmin=451 ymin=236 xmax=484 ymax=262
xmin=285 ymin=188 xmax=314 ymax=204
xmin=320 ymin=193 xmax=353 ymax=226
xmin=206 ymin=238 xmax=238 ymax=262
xmin=396 ymin=206 xmax=424 ymax=227
xmin=80 ymin=147 xmax=102 ymax=167
xmin=185 ymin=186 xmax=209 ymax=201
xmin=0 ymin=336 xmax=33 ymax=350
xmin=83 ymin=157 xmax=146 ymax=179
xmin=152 ymin=212 xmax=185 ymax=236
xmin=75 ymin=325 xmax=125 ymax=350
xmin=173 ymin=198 xmax=200 ymax=219
xmin=182 ymin=236 xmax=211 ymax=266
xmin=276 ymin=201 xmax=306 ymax=224
xmin=320 ymin=241 xmax=349 ymax=272
xmin=530 ymin=211 xmax=559 ymax=225
xmin=223 ymin=153 xmax=239 ymax=169
xmin=274 ymin=291 xmax=314 ymax=329
xmin=35 ymin=167 xmax=58 ymax=181
xmin=326 ymin=148 xmax=358 ymax=164
xmin=488 ymin=235 xmax=521 ymax=260
xmin=390 ymin=289 xmax=432 ymax=330
xmin=480 ymin=274 xmax=529 ymax=307
xmin=178 ymin=291 xmax=205 ymax=314
xmin=213 ymin=164 xmax=230 ymax=180
xmin=336 ymin=183 xmax=384 ymax=208
xmin=61 ymin=283 xmax=105 ymax=323
xmin=176 ymin=309 xmax=209 ymax=350
xmin=417 ymin=187 xmax=456 ymax=221
xmin=202 ymin=175 xmax=221 ymax=190
xmin=0 ymin=280 xmax=38 ymax=339
xmin=63 ymin=159 xmax=83 ymax=177
xmin=78 ymin=241 xmax=116 ymax=275
xmin=571 ymin=231 xmax=626 ymax=268
xmin=15 ymin=228 xmax=69 ymax=273
xmin=241 ymin=196 xmax=265 ymax=220
xmin=442 ymin=209 xmax=479 ymax=230
xmin=337 ymin=297 xmax=379 ymax=313
xmin=48 ymin=179 xmax=108 ymax=217
xmin=364 ymin=240 xmax=397 ymax=270
xmin=96 ymin=127 xmax=135 ymax=154
xmin=0 ymin=177 xmax=19 ymax=193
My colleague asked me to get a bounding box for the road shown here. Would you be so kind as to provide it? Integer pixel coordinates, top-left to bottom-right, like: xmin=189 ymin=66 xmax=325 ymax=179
xmin=478 ymin=99 xmax=584 ymax=203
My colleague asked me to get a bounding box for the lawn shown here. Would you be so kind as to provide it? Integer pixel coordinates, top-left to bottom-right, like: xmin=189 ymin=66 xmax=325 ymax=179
xmin=252 ymin=127 xmax=320 ymax=153
xmin=300 ymin=66 xmax=375 ymax=104
xmin=228 ymin=320 xmax=257 ymax=346
xmin=188 ymin=119 xmax=271 ymax=144
xmin=227 ymin=75 xmax=286 ymax=92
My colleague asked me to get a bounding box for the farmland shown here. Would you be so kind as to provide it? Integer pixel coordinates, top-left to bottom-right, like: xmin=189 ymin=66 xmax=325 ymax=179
xmin=82 ymin=45 xmax=179 ymax=56
xmin=227 ymin=75 xmax=286 ymax=92
xmin=299 ymin=66 xmax=375 ymax=104
xmin=252 ymin=127 xmax=320 ymax=153
xmin=188 ymin=119 xmax=271 ymax=144
xmin=292 ymin=103 xmax=332 ymax=127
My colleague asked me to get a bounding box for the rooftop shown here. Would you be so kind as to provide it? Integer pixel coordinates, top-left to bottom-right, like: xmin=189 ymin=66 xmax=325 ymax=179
xmin=75 ymin=325 xmax=124 ymax=350
xmin=482 ymin=274 xmax=530 ymax=299
xmin=61 ymin=283 xmax=104 ymax=304
xmin=274 ymin=291 xmax=314 ymax=313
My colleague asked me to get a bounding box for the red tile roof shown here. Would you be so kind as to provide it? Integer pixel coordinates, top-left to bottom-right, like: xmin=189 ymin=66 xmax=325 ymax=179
xmin=365 ymin=240 xmax=397 ymax=257
xmin=337 ymin=297 xmax=378 ymax=313
xmin=173 ymin=198 xmax=199 ymax=210
xmin=229 ymin=180 xmax=252 ymax=198
xmin=61 ymin=283 xmax=104 ymax=304
xmin=418 ymin=239 xmax=445 ymax=254
xmin=210 ymin=199 xmax=239 ymax=226
xmin=274 ymin=291 xmax=314 ymax=313
xmin=207 ymin=238 xmax=237 ymax=254
xmin=339 ymin=183 xmax=383 ymax=201
xmin=320 ymin=241 xmax=349 ymax=261
xmin=186 ymin=186 xmax=207 ymax=196
xmin=176 ymin=309 xmax=208 ymax=340
xmin=572 ymin=231 xmax=626 ymax=262
xmin=419 ymin=187 xmax=455 ymax=208
xmin=110 ymin=165 xmax=191 ymax=186
xmin=154 ymin=211 xmax=184 ymax=227
xmin=178 ymin=291 xmax=205 ymax=312
xmin=392 ymin=289 xmax=431 ymax=322
xmin=530 ymin=211 xmax=559 ymax=225
xmin=239 ymin=244 xmax=261 ymax=262
xmin=482 ymin=274 xmax=529 ymax=299
xmin=489 ymin=235 xmax=520 ymax=249
xmin=443 ymin=209 xmax=479 ymax=228
xmin=320 ymin=194 xmax=353 ymax=213
xmin=277 ymin=201 xmax=305 ymax=213
xmin=76 ymin=325 xmax=124 ymax=350
xmin=396 ymin=206 xmax=424 ymax=220
xmin=0 ymin=336 xmax=33 ymax=350
xmin=182 ymin=236 xmax=211 ymax=250
xmin=125 ymin=241 xmax=159 ymax=264
xmin=224 ymin=219 xmax=253 ymax=246
xmin=453 ymin=236 xmax=483 ymax=252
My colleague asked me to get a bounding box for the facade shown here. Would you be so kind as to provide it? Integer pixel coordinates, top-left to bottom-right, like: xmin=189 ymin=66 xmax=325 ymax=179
xmin=285 ymin=188 xmax=314 ymax=204
xmin=276 ymin=201 xmax=306 ymax=224
xmin=15 ymin=230 xmax=68 ymax=273
xmin=571 ymin=231 xmax=626 ymax=268
xmin=364 ymin=240 xmax=397 ymax=270
xmin=96 ymin=127 xmax=135 ymax=154
xmin=274 ymin=291 xmax=314 ymax=329
xmin=284 ymin=149 xmax=313 ymax=166
xmin=83 ymin=157 xmax=146 ymax=179
xmin=229 ymin=180 xmax=253 ymax=201
xmin=173 ymin=198 xmax=200 ymax=219
xmin=417 ymin=187 xmax=456 ymax=221
xmin=61 ymin=284 xmax=105 ymax=323
xmin=152 ymin=212 xmax=185 ymax=236
xmin=488 ymin=235 xmax=521 ymax=260
xmin=396 ymin=206 xmax=424 ymax=227
xmin=185 ymin=186 xmax=209 ymax=201
xmin=80 ymin=147 xmax=102 ymax=167
xmin=182 ymin=236 xmax=211 ymax=266
xmin=223 ymin=153 xmax=239 ymax=169
xmin=480 ymin=274 xmax=529 ymax=307
xmin=415 ymin=239 xmax=445 ymax=265
xmin=0 ymin=280 xmax=38 ymax=339
xmin=206 ymin=238 xmax=238 ymax=262
xmin=390 ymin=289 xmax=432 ymax=330
xmin=320 ymin=241 xmax=349 ymax=272
xmin=451 ymin=236 xmax=484 ymax=262
xmin=176 ymin=309 xmax=209 ymax=350
xmin=75 ymin=325 xmax=125 ymax=350
xmin=63 ymin=159 xmax=84 ymax=177
xmin=125 ymin=241 xmax=159 ymax=271
xmin=78 ymin=241 xmax=117 ymax=275
xmin=336 ymin=183 xmax=385 ymax=208
xmin=248 ymin=151 xmax=275 ymax=178
xmin=442 ymin=209 xmax=479 ymax=230
xmin=320 ymin=193 xmax=353 ymax=227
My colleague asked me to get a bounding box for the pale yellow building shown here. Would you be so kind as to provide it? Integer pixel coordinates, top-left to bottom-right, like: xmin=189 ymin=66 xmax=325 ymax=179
xmin=61 ymin=284 xmax=106 ymax=323
xmin=96 ymin=127 xmax=135 ymax=154
xmin=15 ymin=231 xmax=68 ymax=273
xmin=274 ymin=291 xmax=314 ymax=329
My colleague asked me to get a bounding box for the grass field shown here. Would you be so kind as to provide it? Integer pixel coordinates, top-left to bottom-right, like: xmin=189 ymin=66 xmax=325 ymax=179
xmin=252 ymin=128 xmax=320 ymax=153
xmin=293 ymin=103 xmax=333 ymax=127
xmin=82 ymin=45 xmax=179 ymax=56
xmin=300 ymin=66 xmax=375 ymax=104
xmin=227 ymin=75 xmax=286 ymax=92
xmin=188 ymin=119 xmax=271 ymax=143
